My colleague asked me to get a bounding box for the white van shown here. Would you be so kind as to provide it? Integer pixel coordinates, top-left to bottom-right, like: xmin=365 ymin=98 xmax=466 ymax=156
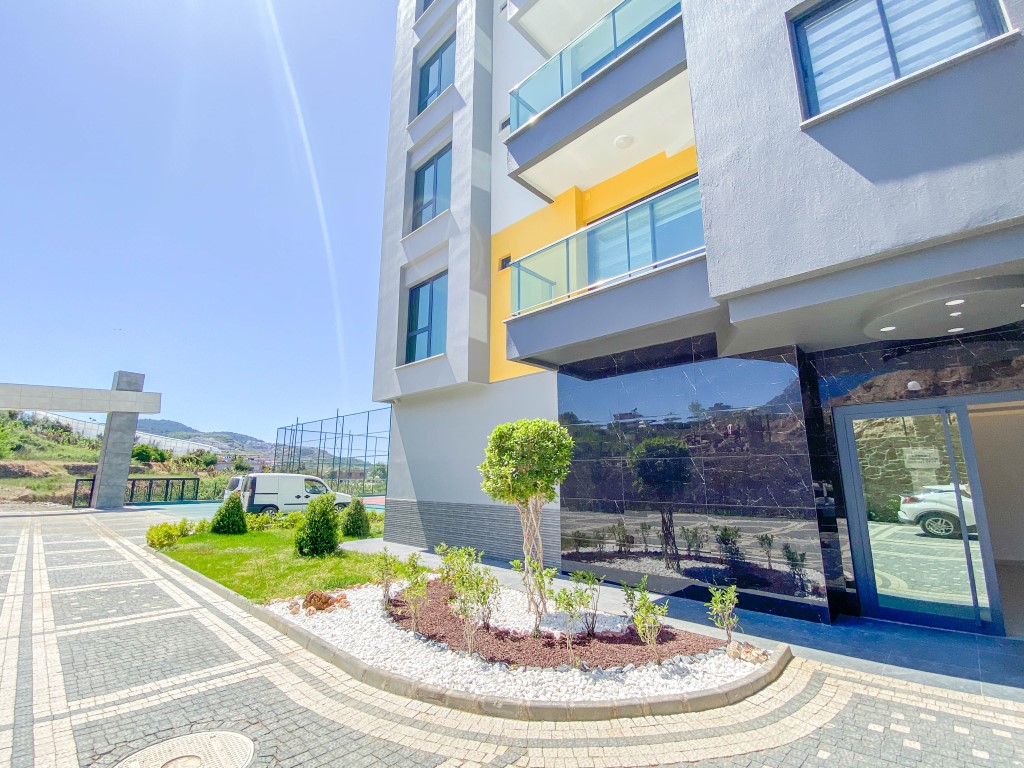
xmin=222 ymin=475 xmax=244 ymax=501
xmin=239 ymin=473 xmax=351 ymax=516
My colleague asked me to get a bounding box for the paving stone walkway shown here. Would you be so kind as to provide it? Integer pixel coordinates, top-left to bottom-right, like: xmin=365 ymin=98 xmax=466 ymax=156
xmin=0 ymin=505 xmax=1021 ymax=767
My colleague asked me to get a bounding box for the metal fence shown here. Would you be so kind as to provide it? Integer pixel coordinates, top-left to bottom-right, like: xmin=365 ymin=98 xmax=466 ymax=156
xmin=71 ymin=477 xmax=202 ymax=508
xmin=72 ymin=479 xmax=94 ymax=508
xmin=273 ymin=407 xmax=391 ymax=498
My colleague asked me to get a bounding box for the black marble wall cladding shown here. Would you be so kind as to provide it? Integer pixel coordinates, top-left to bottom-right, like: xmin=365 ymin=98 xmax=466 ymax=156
xmin=803 ymin=322 xmax=1024 ymax=617
xmin=558 ymin=343 xmax=829 ymax=619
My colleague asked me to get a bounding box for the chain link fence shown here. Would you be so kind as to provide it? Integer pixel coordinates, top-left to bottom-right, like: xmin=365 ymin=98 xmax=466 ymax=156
xmin=273 ymin=407 xmax=390 ymax=498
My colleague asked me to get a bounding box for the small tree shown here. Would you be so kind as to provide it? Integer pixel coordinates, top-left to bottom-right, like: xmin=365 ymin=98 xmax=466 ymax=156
xmin=479 ymin=419 xmax=573 ymax=621
xmin=627 ymin=579 xmax=669 ymax=663
xmin=757 ymin=533 xmax=775 ymax=570
xmin=713 ymin=525 xmax=743 ymax=565
xmin=370 ymin=547 xmax=402 ymax=608
xmin=570 ymin=529 xmax=586 ymax=554
xmin=402 ymin=553 xmax=429 ymax=633
xmin=570 ymin=570 xmax=603 ymax=638
xmin=294 ymin=493 xmax=339 ymax=557
xmin=706 ymin=585 xmax=740 ymax=644
xmin=679 ymin=525 xmax=708 ymax=560
xmin=611 ymin=520 xmax=633 ymax=554
xmin=553 ymin=584 xmax=590 ymax=667
xmin=341 ymin=498 xmax=371 ymax=538
xmin=231 ymin=456 xmax=253 ymax=473
xmin=211 ymin=494 xmax=247 ymax=535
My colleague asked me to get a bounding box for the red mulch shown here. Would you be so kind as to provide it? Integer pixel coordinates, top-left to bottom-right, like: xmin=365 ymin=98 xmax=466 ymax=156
xmin=387 ymin=580 xmax=722 ymax=669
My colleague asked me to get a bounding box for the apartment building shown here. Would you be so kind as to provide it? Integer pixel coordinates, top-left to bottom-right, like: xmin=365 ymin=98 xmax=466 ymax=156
xmin=374 ymin=0 xmax=1024 ymax=637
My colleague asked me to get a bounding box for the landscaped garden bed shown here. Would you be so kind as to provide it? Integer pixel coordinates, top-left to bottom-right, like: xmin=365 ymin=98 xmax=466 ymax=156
xmin=266 ymin=575 xmax=765 ymax=703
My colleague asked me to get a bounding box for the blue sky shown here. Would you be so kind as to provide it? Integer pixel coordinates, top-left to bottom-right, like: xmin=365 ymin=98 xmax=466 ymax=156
xmin=0 ymin=1 xmax=394 ymax=441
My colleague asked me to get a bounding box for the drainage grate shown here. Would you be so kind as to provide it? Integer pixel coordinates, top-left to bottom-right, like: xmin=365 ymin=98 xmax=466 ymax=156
xmin=113 ymin=731 xmax=255 ymax=768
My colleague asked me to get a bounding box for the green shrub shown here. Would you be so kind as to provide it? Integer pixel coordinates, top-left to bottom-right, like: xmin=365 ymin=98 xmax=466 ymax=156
xmin=341 ymin=498 xmax=371 ymax=538
xmin=370 ymin=547 xmax=402 ymax=608
xmin=146 ymin=522 xmax=179 ymax=549
xmin=211 ymin=494 xmax=248 ymax=535
xmin=294 ymin=493 xmax=339 ymax=557
xmin=627 ymin=577 xmax=669 ymax=663
xmin=245 ymin=512 xmax=272 ymax=532
xmin=194 ymin=518 xmax=210 ymax=534
xmin=706 ymin=585 xmax=740 ymax=644
xmin=175 ymin=518 xmax=195 ymax=537
xmin=401 ymin=553 xmax=430 ymax=633
xmin=274 ymin=511 xmax=305 ymax=530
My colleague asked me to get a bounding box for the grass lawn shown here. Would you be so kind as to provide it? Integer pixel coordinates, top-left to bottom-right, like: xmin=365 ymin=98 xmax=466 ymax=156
xmin=162 ymin=528 xmax=382 ymax=602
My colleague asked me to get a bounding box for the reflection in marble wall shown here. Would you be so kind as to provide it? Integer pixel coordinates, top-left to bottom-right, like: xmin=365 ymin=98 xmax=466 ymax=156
xmin=803 ymin=322 xmax=1024 ymax=614
xmin=557 ymin=338 xmax=828 ymax=619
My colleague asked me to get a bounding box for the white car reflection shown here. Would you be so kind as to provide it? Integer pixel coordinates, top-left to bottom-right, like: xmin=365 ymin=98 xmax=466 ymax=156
xmin=897 ymin=485 xmax=975 ymax=538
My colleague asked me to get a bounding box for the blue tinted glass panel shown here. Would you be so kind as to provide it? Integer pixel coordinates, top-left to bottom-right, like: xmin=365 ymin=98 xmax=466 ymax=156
xmin=405 ymin=272 xmax=448 ymax=363
xmin=412 ymin=146 xmax=451 ymax=230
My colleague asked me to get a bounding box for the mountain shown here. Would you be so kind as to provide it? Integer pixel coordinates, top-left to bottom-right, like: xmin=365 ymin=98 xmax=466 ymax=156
xmin=137 ymin=419 xmax=274 ymax=456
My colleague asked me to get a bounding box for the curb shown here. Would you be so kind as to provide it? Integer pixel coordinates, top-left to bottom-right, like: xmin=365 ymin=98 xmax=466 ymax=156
xmin=150 ymin=549 xmax=793 ymax=721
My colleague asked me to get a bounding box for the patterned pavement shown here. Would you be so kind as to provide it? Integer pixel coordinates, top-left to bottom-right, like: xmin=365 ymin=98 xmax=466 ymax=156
xmin=0 ymin=505 xmax=1021 ymax=767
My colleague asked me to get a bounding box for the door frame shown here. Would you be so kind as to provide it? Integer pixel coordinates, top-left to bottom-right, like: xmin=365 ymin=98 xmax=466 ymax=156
xmin=834 ymin=393 xmax=1009 ymax=635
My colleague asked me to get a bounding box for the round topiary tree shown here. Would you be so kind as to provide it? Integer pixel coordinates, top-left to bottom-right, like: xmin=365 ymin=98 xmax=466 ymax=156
xmin=211 ymin=493 xmax=248 ymax=535
xmin=479 ymin=418 xmax=574 ymax=618
xmin=341 ymin=498 xmax=371 ymax=538
xmin=295 ymin=492 xmax=339 ymax=557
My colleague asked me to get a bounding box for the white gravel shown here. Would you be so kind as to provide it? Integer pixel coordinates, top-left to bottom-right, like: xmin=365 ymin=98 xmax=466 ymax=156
xmin=266 ymin=583 xmax=763 ymax=702
xmin=486 ymin=585 xmax=628 ymax=638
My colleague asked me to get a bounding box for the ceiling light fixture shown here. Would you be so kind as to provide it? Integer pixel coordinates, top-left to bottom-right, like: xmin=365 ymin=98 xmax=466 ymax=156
xmin=614 ymin=134 xmax=634 ymax=150
xmin=950 ymin=312 xmax=962 ymax=317
xmin=945 ymin=299 xmax=965 ymax=306
xmin=948 ymin=327 xmax=965 ymax=333
xmin=880 ymin=326 xmax=897 ymax=332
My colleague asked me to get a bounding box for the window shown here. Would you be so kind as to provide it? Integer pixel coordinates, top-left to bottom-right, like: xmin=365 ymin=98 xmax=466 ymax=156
xmin=412 ymin=145 xmax=452 ymax=230
xmin=795 ymin=0 xmax=1006 ymax=116
xmin=406 ymin=272 xmax=448 ymax=363
xmin=304 ymin=479 xmax=328 ymax=495
xmin=418 ymin=36 xmax=455 ymax=113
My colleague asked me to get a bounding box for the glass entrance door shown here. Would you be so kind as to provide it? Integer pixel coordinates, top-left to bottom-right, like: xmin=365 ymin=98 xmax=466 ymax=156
xmin=837 ymin=404 xmax=1001 ymax=631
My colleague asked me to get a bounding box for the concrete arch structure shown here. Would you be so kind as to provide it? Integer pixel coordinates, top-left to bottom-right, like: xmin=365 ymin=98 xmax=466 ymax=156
xmin=0 ymin=371 xmax=162 ymax=509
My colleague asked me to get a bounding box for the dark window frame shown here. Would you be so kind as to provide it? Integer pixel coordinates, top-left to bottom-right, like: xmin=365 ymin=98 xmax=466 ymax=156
xmin=405 ymin=271 xmax=449 ymax=364
xmin=417 ymin=35 xmax=456 ymax=114
xmin=793 ymin=0 xmax=1007 ymax=117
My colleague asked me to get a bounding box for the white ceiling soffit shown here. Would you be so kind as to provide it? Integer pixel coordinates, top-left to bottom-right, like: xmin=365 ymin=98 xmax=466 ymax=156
xmin=509 ymin=0 xmax=622 ymax=57
xmin=518 ymin=73 xmax=695 ymax=200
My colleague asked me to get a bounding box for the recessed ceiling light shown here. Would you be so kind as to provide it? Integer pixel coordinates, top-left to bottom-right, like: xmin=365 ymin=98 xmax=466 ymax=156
xmin=614 ymin=134 xmax=634 ymax=150
xmin=948 ymin=327 xmax=965 ymax=333
xmin=945 ymin=299 xmax=965 ymax=306
xmin=880 ymin=326 xmax=897 ymax=332
xmin=950 ymin=312 xmax=962 ymax=317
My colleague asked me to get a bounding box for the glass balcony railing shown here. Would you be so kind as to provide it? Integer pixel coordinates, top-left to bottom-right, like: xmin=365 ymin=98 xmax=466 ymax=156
xmin=509 ymin=0 xmax=681 ymax=132
xmin=510 ymin=178 xmax=704 ymax=315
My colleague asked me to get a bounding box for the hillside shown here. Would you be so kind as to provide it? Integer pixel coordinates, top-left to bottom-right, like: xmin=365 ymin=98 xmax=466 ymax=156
xmin=138 ymin=419 xmax=274 ymax=456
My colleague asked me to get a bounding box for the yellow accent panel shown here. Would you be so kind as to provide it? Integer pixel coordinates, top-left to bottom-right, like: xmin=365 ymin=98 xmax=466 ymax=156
xmin=489 ymin=148 xmax=698 ymax=383
xmin=580 ymin=146 xmax=699 ymax=224
xmin=490 ymin=189 xmax=584 ymax=383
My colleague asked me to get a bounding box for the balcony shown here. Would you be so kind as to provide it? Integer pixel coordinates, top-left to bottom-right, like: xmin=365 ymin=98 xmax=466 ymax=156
xmin=504 ymin=0 xmax=688 ymax=201
xmin=504 ymin=178 xmax=722 ymax=369
xmin=511 ymin=178 xmax=703 ymax=314
xmin=510 ymin=0 xmax=681 ymax=133
xmin=506 ymin=0 xmax=621 ymax=57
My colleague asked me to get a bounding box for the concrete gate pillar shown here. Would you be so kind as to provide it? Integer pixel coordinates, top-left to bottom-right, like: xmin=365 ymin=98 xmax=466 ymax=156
xmin=92 ymin=371 xmax=146 ymax=510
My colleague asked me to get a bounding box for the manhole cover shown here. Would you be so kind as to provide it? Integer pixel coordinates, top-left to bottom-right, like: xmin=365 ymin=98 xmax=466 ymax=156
xmin=113 ymin=731 xmax=255 ymax=768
